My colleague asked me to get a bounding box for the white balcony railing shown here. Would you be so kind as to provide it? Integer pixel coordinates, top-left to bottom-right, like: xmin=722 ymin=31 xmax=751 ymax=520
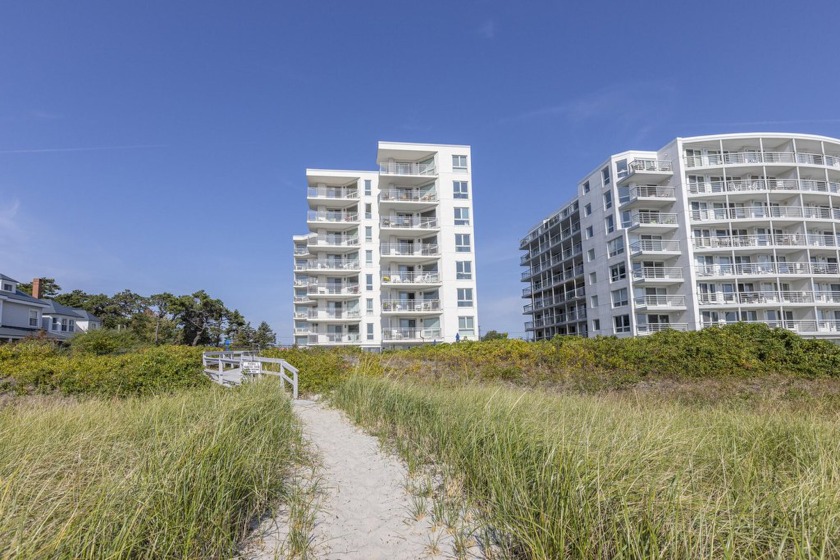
xmin=380 ymin=243 xmax=440 ymax=257
xmin=634 ymin=295 xmax=687 ymax=307
xmin=382 ymin=328 xmax=442 ymax=341
xmin=380 ymin=216 xmax=438 ymax=229
xmin=629 ymin=212 xmax=678 ymax=226
xmin=309 ymin=333 xmax=361 ymax=344
xmin=630 ymin=240 xmax=680 ymax=253
xmin=308 ymin=236 xmax=359 ymax=247
xmin=302 ymin=260 xmax=361 ymax=271
xmin=693 ymin=234 xmax=839 ymax=250
xmin=685 ymin=151 xmax=840 ymax=169
xmin=633 ymin=267 xmax=683 ymax=280
xmin=688 ymin=178 xmax=840 ymax=196
xmin=690 ymin=206 xmax=840 ymax=222
xmin=628 ymin=159 xmax=673 ymax=173
xmin=381 ymin=272 xmax=441 ymax=284
xmin=380 ymin=189 xmax=438 ymax=203
xmin=695 ymin=261 xmax=839 ymax=277
xmin=307 ymin=310 xmax=362 ymax=320
xmin=307 ymin=187 xmax=359 ymax=200
xmin=307 ymin=284 xmax=360 ymax=296
xmin=379 ymin=161 xmax=437 ymax=176
xmin=307 ymin=211 xmax=359 ymax=223
xmin=626 ymin=185 xmax=676 ymax=199
xmin=637 ymin=323 xmax=688 ymax=334
xmin=381 ymin=300 xmax=441 ymax=312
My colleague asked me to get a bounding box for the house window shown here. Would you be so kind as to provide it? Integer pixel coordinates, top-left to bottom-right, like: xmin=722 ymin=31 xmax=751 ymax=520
xmin=611 ymin=288 xmax=628 ymax=308
xmin=68 ymin=321 xmax=75 ymax=332
xmin=29 ymin=310 xmax=38 ymax=327
xmin=608 ymin=237 xmax=624 ymax=257
xmin=605 ymin=214 xmax=615 ymax=234
xmin=583 ymin=181 xmax=590 ymax=194
xmin=366 ymin=274 xmax=373 ymax=290
xmin=453 ymin=155 xmax=468 ymax=170
xmin=2 ymin=283 xmax=12 ymax=291
xmin=457 ymin=288 xmax=473 ymax=307
xmin=455 ymin=234 xmax=471 ymax=252
xmin=604 ymin=191 xmax=613 ymax=210
xmin=60 ymin=318 xmax=68 ymax=332
xmin=584 ymin=203 xmax=592 ymax=216
xmin=52 ymin=317 xmax=59 ymax=331
xmin=454 ymin=181 xmax=469 ymax=199
xmin=365 ymin=226 xmax=372 ymax=241
xmin=610 ymin=263 xmax=626 ymax=282
xmin=456 ymin=261 xmax=472 ymax=279
xmin=367 ymin=323 xmax=374 ymax=340
xmin=365 ymin=203 xmax=372 ymax=220
xmin=458 ymin=316 xmax=475 ymax=338
xmin=454 ymin=207 xmax=470 ymax=226
xmin=364 ymin=180 xmax=372 ymax=196
xmin=602 ymin=167 xmax=611 ymax=186
xmin=614 ymin=314 xmax=631 ymax=333
xmin=592 ymin=319 xmax=601 ymax=331
xmin=366 ymin=298 xmax=374 ymax=315
xmin=585 ymin=226 xmax=594 ymax=239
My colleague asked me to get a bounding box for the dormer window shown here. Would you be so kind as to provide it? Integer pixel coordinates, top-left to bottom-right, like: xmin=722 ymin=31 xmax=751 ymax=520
xmin=2 ymin=283 xmax=13 ymax=291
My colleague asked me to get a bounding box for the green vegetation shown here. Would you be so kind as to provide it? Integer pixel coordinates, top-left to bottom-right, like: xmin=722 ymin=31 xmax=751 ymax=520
xmin=0 ymin=339 xmax=207 ymax=397
xmin=262 ymin=346 xmax=354 ymax=395
xmin=334 ymin=376 xmax=840 ymax=559
xmin=0 ymin=380 xmax=303 ymax=559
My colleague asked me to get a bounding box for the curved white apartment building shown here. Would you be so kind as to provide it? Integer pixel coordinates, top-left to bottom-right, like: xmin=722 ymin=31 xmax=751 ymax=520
xmin=521 ymin=133 xmax=840 ymax=340
xmin=293 ymin=141 xmax=479 ymax=350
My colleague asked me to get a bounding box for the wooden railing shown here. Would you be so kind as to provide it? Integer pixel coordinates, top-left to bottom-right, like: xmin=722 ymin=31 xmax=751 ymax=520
xmin=202 ymin=351 xmax=299 ymax=398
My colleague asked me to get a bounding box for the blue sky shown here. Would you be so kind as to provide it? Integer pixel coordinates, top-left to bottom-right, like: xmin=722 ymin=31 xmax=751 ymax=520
xmin=2 ymin=1 xmax=840 ymax=341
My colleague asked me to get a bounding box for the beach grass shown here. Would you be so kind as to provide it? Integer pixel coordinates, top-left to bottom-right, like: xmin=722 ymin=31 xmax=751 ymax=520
xmin=334 ymin=375 xmax=840 ymax=559
xmin=0 ymin=379 xmax=302 ymax=559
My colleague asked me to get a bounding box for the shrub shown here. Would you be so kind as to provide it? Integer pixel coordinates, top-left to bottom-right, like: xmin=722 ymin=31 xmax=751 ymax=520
xmin=68 ymin=328 xmax=143 ymax=355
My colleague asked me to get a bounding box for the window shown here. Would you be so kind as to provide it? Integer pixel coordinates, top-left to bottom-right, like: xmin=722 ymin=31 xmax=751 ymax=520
xmin=611 ymin=288 xmax=628 ymax=307
xmin=583 ymin=181 xmax=590 ymax=194
xmin=453 ymin=155 xmax=468 ymax=170
xmin=60 ymin=318 xmax=68 ymax=332
xmin=366 ymin=274 xmax=373 ymax=291
xmin=610 ymin=263 xmax=626 ymax=282
xmin=364 ymin=180 xmax=372 ymax=196
xmin=366 ymin=298 xmax=374 ymax=315
xmin=2 ymin=283 xmax=12 ymax=291
xmin=590 ymin=295 xmax=599 ymax=308
xmin=365 ymin=203 xmax=372 ymax=220
xmin=454 ymin=207 xmax=470 ymax=226
xmin=365 ymin=226 xmax=372 ymax=241
xmin=584 ymin=203 xmax=592 ymax=216
xmin=592 ymin=319 xmax=601 ymax=331
xmin=52 ymin=317 xmax=59 ymax=331
xmin=367 ymin=323 xmax=374 ymax=340
xmin=454 ymin=181 xmax=469 ymax=199
xmin=458 ymin=316 xmax=475 ymax=338
xmin=608 ymin=237 xmax=624 ymax=257
xmin=605 ymin=214 xmax=615 ymax=234
xmin=365 ymin=250 xmax=373 ymax=265
xmin=589 ymin=272 xmax=597 ymax=285
xmin=587 ymin=248 xmax=595 ymax=262
xmin=455 ymin=234 xmax=471 ymax=252
xmin=602 ymin=166 xmax=611 ymax=185
xmin=68 ymin=321 xmax=75 ymax=333
xmin=29 ymin=310 xmax=38 ymax=327
xmin=456 ymin=261 xmax=472 ymax=279
xmin=604 ymin=191 xmax=613 ymax=210
xmin=585 ymin=226 xmax=594 ymax=239
xmin=457 ymin=288 xmax=473 ymax=307
xmin=614 ymin=314 xmax=631 ymax=333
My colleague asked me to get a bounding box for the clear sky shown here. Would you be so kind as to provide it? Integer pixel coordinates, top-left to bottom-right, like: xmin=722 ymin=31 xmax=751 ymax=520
xmin=2 ymin=0 xmax=840 ymax=342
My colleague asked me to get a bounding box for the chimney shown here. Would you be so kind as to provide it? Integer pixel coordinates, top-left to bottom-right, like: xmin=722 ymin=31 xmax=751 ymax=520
xmin=32 ymin=278 xmax=43 ymax=299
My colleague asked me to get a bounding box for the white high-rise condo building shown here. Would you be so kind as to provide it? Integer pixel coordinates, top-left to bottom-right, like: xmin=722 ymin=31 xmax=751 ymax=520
xmin=293 ymin=141 xmax=479 ymax=350
xmin=521 ymin=133 xmax=840 ymax=341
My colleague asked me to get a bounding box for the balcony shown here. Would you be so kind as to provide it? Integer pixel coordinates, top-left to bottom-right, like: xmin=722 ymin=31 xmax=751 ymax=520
xmin=618 ymin=159 xmax=673 ymax=185
xmin=688 ymin=178 xmax=840 ymax=196
xmin=633 ymin=295 xmax=687 ymax=309
xmin=380 ymin=189 xmax=438 ymax=207
xmin=309 ymin=333 xmax=362 ymax=345
xmin=627 ymin=212 xmax=678 ymax=232
xmin=307 ymin=211 xmax=360 ymax=229
xmin=307 ymin=284 xmax=361 ymax=298
xmin=381 ymin=299 xmax=441 ymax=314
xmin=629 ymin=239 xmax=680 ymax=255
xmin=380 ymin=243 xmax=440 ymax=259
xmin=379 ymin=161 xmax=437 ymax=176
xmin=693 ymin=234 xmax=839 ymax=251
xmin=308 ymin=236 xmax=359 ymax=250
xmin=307 ymin=186 xmax=359 ymax=204
xmin=382 ymin=328 xmax=442 ymax=342
xmin=301 ymin=260 xmax=361 ymax=274
xmin=695 ymin=261 xmax=838 ymax=278
xmin=380 ymin=216 xmax=438 ymax=232
xmin=690 ymin=206 xmax=840 ymax=223
xmin=306 ymin=310 xmax=362 ymax=321
xmin=381 ymin=271 xmax=441 ymax=286
xmin=632 ymin=267 xmax=684 ymax=283
xmin=620 ymin=186 xmax=677 ymax=208
xmin=701 ymin=319 xmax=825 ymax=334
xmin=522 ymin=286 xmax=533 ymax=297
xmin=637 ymin=323 xmax=688 ymax=334
xmin=685 ymin=151 xmax=840 ymax=169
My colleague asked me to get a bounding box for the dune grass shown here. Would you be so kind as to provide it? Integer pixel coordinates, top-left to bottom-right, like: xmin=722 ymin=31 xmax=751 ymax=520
xmin=0 ymin=379 xmax=302 ymax=559
xmin=334 ymin=376 xmax=840 ymax=559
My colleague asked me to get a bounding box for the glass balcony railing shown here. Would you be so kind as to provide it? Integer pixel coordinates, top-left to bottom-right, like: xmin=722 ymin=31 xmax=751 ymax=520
xmin=381 ymin=271 xmax=441 ymax=284
xmin=382 ymin=328 xmax=442 ymax=341
xmin=380 ymin=216 xmax=438 ymax=229
xmin=381 ymin=300 xmax=441 ymax=313
xmin=379 ymin=161 xmax=437 ymax=176
xmin=380 ymin=243 xmax=440 ymax=257
xmin=307 ymin=187 xmax=359 ymax=200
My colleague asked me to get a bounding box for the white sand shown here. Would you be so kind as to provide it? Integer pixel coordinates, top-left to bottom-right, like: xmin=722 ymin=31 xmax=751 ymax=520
xmin=243 ymin=399 xmax=454 ymax=559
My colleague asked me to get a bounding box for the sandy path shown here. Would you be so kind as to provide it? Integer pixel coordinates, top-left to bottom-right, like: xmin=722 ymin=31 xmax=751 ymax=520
xmin=244 ymin=399 xmax=453 ymax=559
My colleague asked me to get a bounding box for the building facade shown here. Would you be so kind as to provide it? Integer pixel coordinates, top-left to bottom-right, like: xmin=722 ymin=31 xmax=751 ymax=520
xmin=293 ymin=141 xmax=478 ymax=350
xmin=522 ymin=133 xmax=840 ymax=341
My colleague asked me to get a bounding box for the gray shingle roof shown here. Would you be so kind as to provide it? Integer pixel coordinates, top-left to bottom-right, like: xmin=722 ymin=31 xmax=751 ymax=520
xmin=0 ymin=273 xmax=20 ymax=283
xmin=41 ymin=300 xmax=86 ymax=318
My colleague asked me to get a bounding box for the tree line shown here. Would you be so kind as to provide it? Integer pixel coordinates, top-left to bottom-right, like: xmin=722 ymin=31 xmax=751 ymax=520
xmin=19 ymin=278 xmax=276 ymax=348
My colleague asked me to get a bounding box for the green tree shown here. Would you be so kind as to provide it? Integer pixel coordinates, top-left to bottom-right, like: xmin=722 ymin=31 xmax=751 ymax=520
xmin=253 ymin=321 xmax=276 ymax=348
xmin=481 ymin=330 xmax=509 ymax=342
xmin=232 ymin=321 xmax=256 ymax=348
xmin=18 ymin=278 xmax=62 ymax=298
xmin=170 ymin=291 xmax=228 ymax=346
